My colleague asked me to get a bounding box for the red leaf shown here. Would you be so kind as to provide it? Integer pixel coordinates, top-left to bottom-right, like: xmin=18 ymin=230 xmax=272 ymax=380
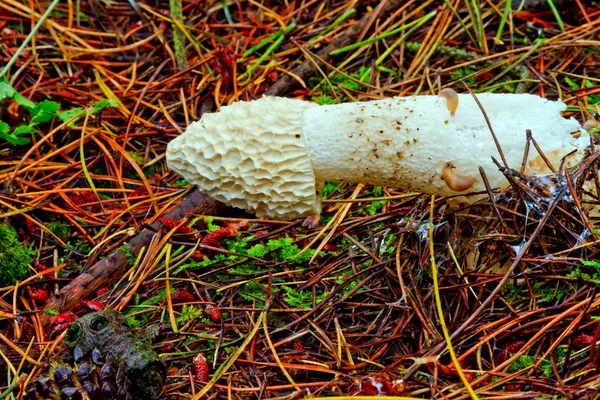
xmin=73 ymin=299 xmax=104 ymax=312
xmin=82 ymin=300 xmax=105 ymax=311
xmin=322 ymin=244 xmax=338 ymax=252
xmin=50 ymin=312 xmax=76 ymax=325
xmin=495 ymin=340 xmax=526 ymax=363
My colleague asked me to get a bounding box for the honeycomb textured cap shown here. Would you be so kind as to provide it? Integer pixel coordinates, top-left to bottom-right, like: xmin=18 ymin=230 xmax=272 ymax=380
xmin=166 ymin=97 xmax=320 ymax=220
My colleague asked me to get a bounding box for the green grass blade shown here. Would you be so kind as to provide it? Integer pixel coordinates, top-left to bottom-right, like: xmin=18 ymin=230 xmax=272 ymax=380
xmin=375 ymin=11 xmax=437 ymax=66
xmin=331 ymin=10 xmax=438 ymax=55
xmin=443 ymin=0 xmax=478 ymax=47
xmin=221 ymin=0 xmax=234 ymax=25
xmin=495 ymin=0 xmax=512 ymax=44
xmin=0 ymin=0 xmax=60 ymax=79
xmin=471 ymin=0 xmax=485 ymax=50
xmin=308 ymin=8 xmax=356 ymax=43
xmin=546 ymin=0 xmax=565 ymax=32
xmin=239 ymin=33 xmax=285 ymax=81
xmin=242 ymin=23 xmax=295 ymax=58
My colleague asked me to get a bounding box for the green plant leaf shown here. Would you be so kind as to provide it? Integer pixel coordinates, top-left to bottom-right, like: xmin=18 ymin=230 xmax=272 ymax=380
xmin=0 ymin=81 xmax=35 ymax=108
xmin=564 ymin=77 xmax=579 ymax=91
xmin=0 ymin=121 xmax=8 ymax=134
xmin=91 ymin=98 xmax=117 ymax=114
xmin=0 ymin=81 xmax=16 ymax=100
xmin=30 ymin=99 xmax=60 ymax=125
xmin=12 ymin=125 xmax=37 ymax=135
xmin=0 ymin=125 xmax=36 ymax=145
xmin=58 ymin=107 xmax=85 ymax=125
xmin=13 ymin=92 xmax=36 ymax=109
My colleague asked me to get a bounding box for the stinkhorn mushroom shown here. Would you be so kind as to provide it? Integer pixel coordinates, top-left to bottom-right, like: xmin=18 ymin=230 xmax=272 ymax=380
xmin=166 ymin=92 xmax=587 ymax=220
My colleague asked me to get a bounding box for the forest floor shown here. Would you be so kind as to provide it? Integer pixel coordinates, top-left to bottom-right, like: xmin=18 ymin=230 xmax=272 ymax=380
xmin=1 ymin=0 xmax=600 ymax=398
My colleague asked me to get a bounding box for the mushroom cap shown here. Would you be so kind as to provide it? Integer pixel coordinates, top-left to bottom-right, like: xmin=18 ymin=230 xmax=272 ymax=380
xmin=166 ymin=97 xmax=320 ymax=220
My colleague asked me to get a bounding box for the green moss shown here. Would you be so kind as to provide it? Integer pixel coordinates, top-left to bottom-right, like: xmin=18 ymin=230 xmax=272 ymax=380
xmin=67 ymin=239 xmax=92 ymax=255
xmin=567 ymin=266 xmax=591 ymax=280
xmin=203 ymin=216 xmax=221 ymax=232
xmin=0 ymin=223 xmax=34 ymax=286
xmin=128 ymin=151 xmax=144 ymax=166
xmin=224 ymin=236 xmax=252 ymax=255
xmin=309 ymin=66 xmax=371 ymax=104
xmin=320 ymin=214 xmax=333 ymax=225
xmin=176 ymin=304 xmax=202 ymax=325
xmin=247 ymin=243 xmax=269 ymax=258
xmin=540 ymin=347 xmax=568 ymax=378
xmin=47 ymin=221 xmax=70 ymax=239
xmin=240 ymin=281 xmax=266 ymax=307
xmin=532 ymin=280 xmax=569 ymax=303
xmin=363 ymin=200 xmax=386 ymax=216
xmin=501 ymin=281 xmax=527 ymax=303
xmin=383 ymin=233 xmax=398 ymax=254
xmin=322 ymin=182 xmax=342 ymax=198
xmin=118 ymin=243 xmax=137 ymax=264
xmin=580 ymin=259 xmax=600 ymax=282
xmin=281 ymin=285 xmax=327 ymax=309
xmin=124 ymin=289 xmax=167 ymax=326
xmin=126 ymin=316 xmax=142 ymax=328
xmin=228 ymin=262 xmax=266 ymax=275
xmin=266 ymin=237 xmax=314 ymax=264
xmin=508 ymin=354 xmax=534 ymax=373
xmin=450 ymin=67 xmax=477 ymax=84
xmin=335 ymin=279 xmax=360 ymax=297
xmin=311 ymin=93 xmax=338 ymax=105
xmin=174 ymin=254 xmax=227 ymax=274
xmin=226 ymin=236 xmax=314 ymax=265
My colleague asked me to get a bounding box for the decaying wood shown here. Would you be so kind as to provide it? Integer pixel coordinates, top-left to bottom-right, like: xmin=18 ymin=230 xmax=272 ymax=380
xmin=41 ymin=190 xmax=224 ymax=326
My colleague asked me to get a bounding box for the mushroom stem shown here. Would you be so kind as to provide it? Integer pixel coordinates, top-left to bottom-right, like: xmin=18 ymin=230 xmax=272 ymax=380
xmin=167 ymin=94 xmax=586 ymax=220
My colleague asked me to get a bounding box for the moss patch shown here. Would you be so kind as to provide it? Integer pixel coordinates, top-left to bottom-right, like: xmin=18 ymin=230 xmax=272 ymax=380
xmin=0 ymin=223 xmax=34 ymax=286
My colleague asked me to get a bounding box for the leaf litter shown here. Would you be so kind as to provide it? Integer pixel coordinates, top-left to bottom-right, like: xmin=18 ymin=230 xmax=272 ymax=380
xmin=0 ymin=0 xmax=599 ymax=398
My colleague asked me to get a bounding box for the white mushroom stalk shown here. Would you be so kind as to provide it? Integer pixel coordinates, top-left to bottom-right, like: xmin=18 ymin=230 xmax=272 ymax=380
xmin=166 ymin=93 xmax=587 ymax=220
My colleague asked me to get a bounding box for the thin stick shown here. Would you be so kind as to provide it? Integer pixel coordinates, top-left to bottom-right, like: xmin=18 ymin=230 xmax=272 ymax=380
xmin=463 ymin=82 xmax=509 ymax=169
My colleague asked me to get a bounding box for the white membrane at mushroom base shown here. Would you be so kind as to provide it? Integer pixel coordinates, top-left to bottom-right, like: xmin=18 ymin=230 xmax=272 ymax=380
xmin=166 ymin=94 xmax=587 ymax=220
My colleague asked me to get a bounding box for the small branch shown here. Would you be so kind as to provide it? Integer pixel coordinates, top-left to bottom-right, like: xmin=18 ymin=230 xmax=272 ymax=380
xmin=41 ymin=190 xmax=224 ymax=326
